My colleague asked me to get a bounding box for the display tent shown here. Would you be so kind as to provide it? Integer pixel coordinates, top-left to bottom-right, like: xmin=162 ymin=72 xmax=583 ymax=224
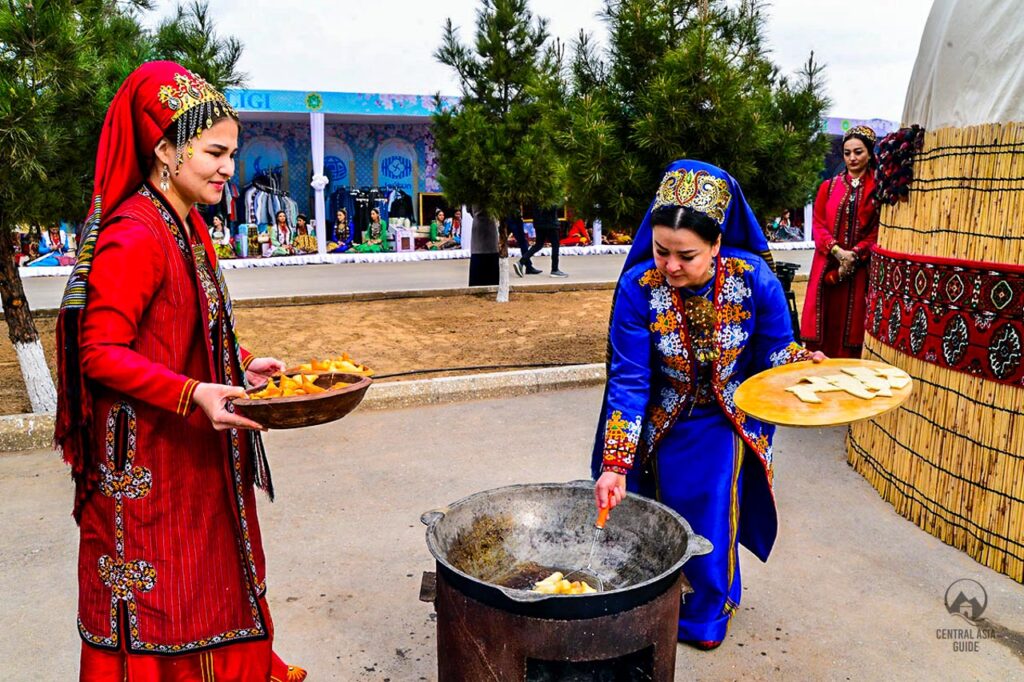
xmin=227 ymin=89 xmax=450 ymax=255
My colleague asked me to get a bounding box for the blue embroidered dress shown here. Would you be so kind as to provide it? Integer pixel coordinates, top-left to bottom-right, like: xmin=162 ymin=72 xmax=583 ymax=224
xmin=591 ymin=160 xmax=811 ymax=642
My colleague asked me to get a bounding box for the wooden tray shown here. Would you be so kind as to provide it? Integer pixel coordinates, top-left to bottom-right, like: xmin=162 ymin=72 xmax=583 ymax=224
xmin=734 ymin=359 xmax=913 ymax=428
xmin=231 ymin=372 xmax=372 ymax=430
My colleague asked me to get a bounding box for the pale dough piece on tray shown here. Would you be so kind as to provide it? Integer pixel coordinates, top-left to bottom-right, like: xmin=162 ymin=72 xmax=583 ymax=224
xmin=785 ymin=385 xmax=823 ymax=403
xmin=799 ymin=376 xmax=843 ymax=392
xmin=783 ymin=365 xmax=909 ymax=404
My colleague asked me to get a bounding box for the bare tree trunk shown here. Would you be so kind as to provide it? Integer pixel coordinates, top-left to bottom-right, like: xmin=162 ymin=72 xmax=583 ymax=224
xmin=0 ymin=226 xmax=58 ymax=413
xmin=468 ymin=206 xmax=500 ymax=288
xmin=497 ymin=218 xmax=510 ymax=303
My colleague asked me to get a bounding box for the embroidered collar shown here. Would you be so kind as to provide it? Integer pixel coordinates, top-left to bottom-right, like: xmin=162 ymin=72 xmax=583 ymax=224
xmin=144 ymin=181 xmax=191 ymax=239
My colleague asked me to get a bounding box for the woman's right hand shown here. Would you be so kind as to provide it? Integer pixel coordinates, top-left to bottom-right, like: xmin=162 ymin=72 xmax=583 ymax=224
xmin=595 ymin=471 xmax=627 ymax=511
xmin=192 ymin=382 xmax=266 ymax=432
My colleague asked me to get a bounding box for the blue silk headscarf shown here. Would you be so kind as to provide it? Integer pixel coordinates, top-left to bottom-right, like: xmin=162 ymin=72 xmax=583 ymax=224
xmin=591 ymin=159 xmax=773 ymax=478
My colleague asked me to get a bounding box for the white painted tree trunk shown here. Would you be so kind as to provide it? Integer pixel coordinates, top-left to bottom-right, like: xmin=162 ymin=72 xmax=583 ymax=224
xmin=497 ymin=257 xmax=511 ymax=303
xmin=15 ymin=339 xmax=57 ymax=413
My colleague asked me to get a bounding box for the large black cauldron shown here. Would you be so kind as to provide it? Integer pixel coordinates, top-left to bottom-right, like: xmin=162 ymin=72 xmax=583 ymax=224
xmin=422 ymin=481 xmax=712 ymax=620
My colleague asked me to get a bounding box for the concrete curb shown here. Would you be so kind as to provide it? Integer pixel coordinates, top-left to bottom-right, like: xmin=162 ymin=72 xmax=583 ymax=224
xmin=0 ymin=364 xmax=607 ymax=453
xmin=359 ymin=364 xmax=605 ymax=411
xmin=0 ymin=413 xmax=55 ymax=452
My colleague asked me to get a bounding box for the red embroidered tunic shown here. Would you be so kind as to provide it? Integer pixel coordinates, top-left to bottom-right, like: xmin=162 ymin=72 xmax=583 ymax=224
xmin=800 ymin=172 xmax=880 ymax=356
xmin=76 ymin=186 xmax=267 ymax=654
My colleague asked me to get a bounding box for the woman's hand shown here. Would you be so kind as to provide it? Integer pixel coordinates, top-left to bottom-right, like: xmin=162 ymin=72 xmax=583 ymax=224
xmin=192 ymin=383 xmax=265 ymax=431
xmin=245 ymin=356 xmax=286 ymax=388
xmin=810 ymin=351 xmax=827 ymax=363
xmin=595 ymin=471 xmax=627 ymax=511
xmin=835 ymin=248 xmax=857 ymax=270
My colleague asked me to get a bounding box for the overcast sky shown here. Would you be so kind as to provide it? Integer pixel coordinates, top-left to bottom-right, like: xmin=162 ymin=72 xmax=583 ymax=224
xmin=146 ymin=0 xmax=935 ymax=122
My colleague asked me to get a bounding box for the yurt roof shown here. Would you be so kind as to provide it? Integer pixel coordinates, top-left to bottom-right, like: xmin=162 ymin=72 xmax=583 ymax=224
xmin=902 ymin=0 xmax=1024 ymax=128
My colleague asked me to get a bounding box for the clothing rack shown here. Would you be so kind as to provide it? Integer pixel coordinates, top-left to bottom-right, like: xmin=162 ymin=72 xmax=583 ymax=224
xmin=244 ymin=167 xmax=298 ymax=229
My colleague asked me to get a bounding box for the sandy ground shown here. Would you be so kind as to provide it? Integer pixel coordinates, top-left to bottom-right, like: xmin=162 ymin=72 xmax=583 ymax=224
xmin=1 ymin=386 xmax=1022 ymax=679
xmin=0 ymin=283 xmax=808 ymax=415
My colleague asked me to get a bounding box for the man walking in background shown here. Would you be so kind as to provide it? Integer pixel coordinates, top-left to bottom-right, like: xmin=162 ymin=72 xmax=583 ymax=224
xmin=519 ymin=205 xmax=568 ymax=277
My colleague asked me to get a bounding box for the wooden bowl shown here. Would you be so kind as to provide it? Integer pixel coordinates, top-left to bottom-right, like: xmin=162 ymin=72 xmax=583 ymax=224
xmin=231 ymin=372 xmax=372 ymax=430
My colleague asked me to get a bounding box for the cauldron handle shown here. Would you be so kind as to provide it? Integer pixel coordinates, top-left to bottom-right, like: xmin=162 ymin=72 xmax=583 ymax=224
xmin=420 ymin=507 xmax=449 ymax=526
xmin=688 ymin=533 xmax=714 ymax=558
xmin=419 ymin=571 xmax=437 ymax=603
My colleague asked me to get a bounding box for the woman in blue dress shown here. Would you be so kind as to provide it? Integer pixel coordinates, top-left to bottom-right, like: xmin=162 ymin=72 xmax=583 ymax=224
xmin=29 ymin=225 xmax=71 ymax=266
xmin=328 ymin=208 xmax=353 ymax=253
xmin=592 ymin=160 xmax=824 ymax=650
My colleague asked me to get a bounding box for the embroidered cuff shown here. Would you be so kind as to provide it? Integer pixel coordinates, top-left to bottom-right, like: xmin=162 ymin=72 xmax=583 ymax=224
xmin=853 ymin=243 xmax=872 ymax=261
xmin=823 ymin=238 xmax=838 ymax=256
xmin=602 ymin=410 xmax=642 ymax=472
xmin=240 ymin=354 xmax=255 ymax=372
xmin=176 ymin=379 xmax=200 ymax=417
xmin=769 ymin=342 xmax=814 ymax=368
xmin=602 ymin=465 xmax=630 ymax=475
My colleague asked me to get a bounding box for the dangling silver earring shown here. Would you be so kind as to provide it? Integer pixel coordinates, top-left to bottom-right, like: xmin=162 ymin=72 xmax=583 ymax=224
xmin=159 ymin=164 xmax=170 ymax=192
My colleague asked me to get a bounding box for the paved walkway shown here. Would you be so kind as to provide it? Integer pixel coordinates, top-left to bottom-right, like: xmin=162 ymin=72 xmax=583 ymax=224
xmin=14 ymin=250 xmax=814 ymax=312
xmin=1 ymin=387 xmax=1021 ymax=679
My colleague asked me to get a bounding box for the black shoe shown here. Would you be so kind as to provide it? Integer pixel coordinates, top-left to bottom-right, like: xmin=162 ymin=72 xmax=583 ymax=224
xmin=550 ymin=270 xmax=569 ymax=278
xmin=512 ymin=261 xmax=524 ymax=278
xmin=525 ymin=265 xmax=543 ymax=275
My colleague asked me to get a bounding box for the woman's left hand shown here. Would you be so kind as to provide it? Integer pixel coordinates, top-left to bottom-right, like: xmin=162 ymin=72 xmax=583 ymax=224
xmin=810 ymin=351 xmax=827 ymax=363
xmin=245 ymin=356 xmax=286 ymax=387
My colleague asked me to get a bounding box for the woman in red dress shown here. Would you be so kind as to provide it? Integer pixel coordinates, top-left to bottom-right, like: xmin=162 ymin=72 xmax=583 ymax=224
xmin=55 ymin=61 xmax=306 ymax=681
xmin=560 ymin=218 xmax=592 ymax=246
xmin=800 ymin=125 xmax=880 ymax=358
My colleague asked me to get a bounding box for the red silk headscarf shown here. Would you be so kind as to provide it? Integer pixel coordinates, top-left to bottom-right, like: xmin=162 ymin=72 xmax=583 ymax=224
xmin=90 ymin=60 xmax=236 ymax=223
xmin=56 ymin=61 xmax=235 ymax=517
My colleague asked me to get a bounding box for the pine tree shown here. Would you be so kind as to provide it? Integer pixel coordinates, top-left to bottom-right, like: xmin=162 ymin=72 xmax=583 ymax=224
xmin=152 ymin=1 xmax=246 ymax=89
xmin=432 ymin=0 xmax=564 ymax=301
xmin=0 ymin=0 xmax=244 ymax=413
xmin=555 ymin=0 xmax=830 ymax=231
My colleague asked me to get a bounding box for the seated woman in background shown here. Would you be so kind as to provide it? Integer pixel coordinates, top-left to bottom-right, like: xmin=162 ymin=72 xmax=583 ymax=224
xmin=328 ymin=208 xmax=353 ymax=253
xmin=209 ymin=214 xmax=235 ymax=260
xmin=352 ymin=207 xmax=385 ymax=253
xmin=269 ymin=210 xmax=295 ymax=256
xmin=292 ymin=214 xmax=318 ymax=254
xmin=560 ymin=218 xmax=591 ymax=246
xmin=452 ymin=208 xmax=463 ymax=241
xmin=29 ymin=224 xmax=72 ymax=266
xmin=19 ymin=225 xmax=41 ymax=266
xmin=428 ymin=208 xmax=460 ymax=250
